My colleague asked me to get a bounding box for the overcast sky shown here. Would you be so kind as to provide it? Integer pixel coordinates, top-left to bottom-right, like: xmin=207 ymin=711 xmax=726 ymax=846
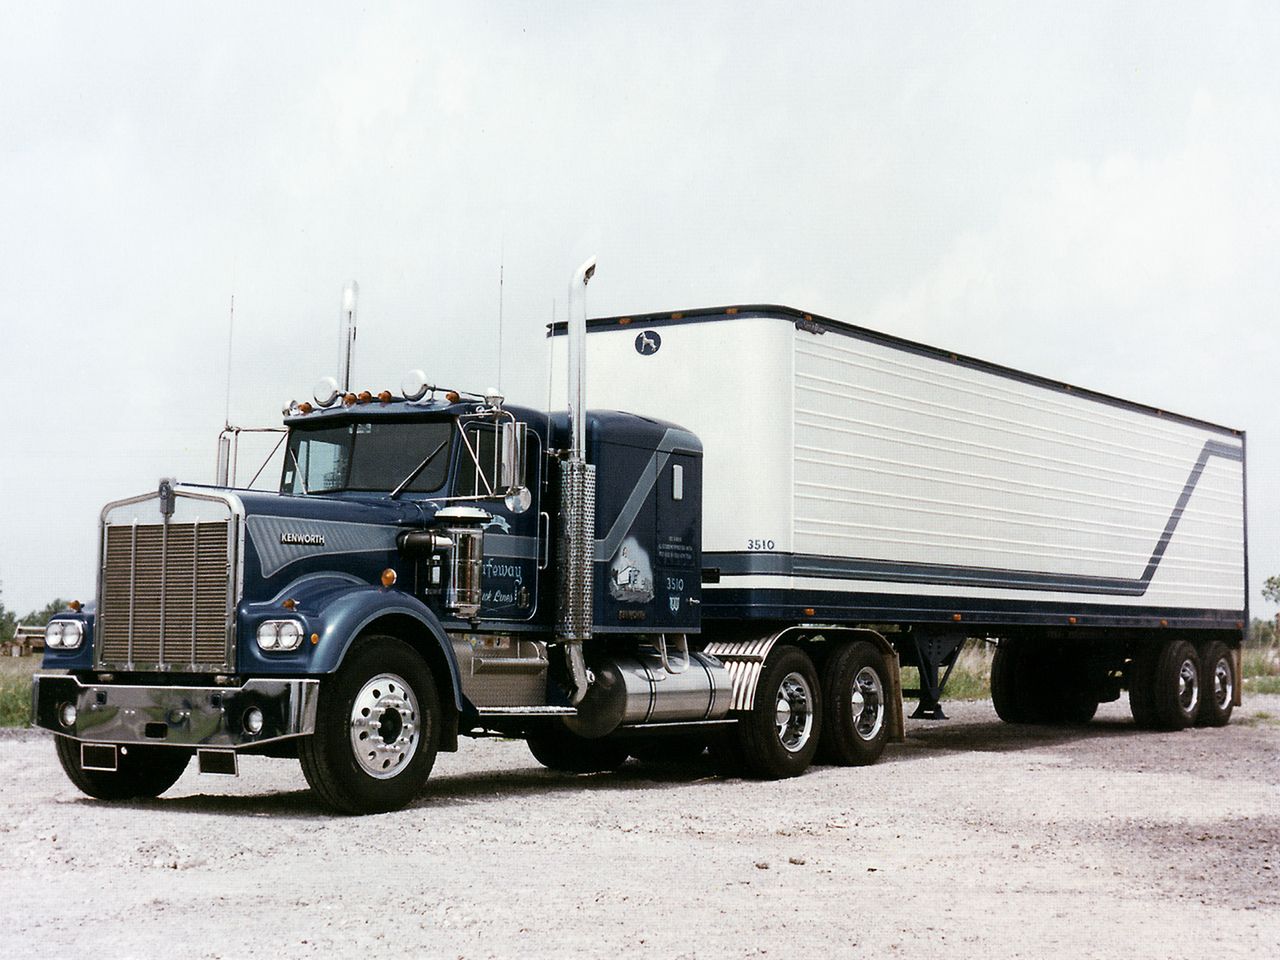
xmin=1 ymin=2 xmax=1276 ymax=619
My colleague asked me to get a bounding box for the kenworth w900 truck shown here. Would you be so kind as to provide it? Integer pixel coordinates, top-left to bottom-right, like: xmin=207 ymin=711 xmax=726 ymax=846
xmin=33 ymin=263 xmax=1247 ymax=813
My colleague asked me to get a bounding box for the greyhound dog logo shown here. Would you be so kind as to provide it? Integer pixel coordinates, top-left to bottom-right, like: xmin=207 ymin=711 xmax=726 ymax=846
xmin=634 ymin=330 xmax=662 ymax=356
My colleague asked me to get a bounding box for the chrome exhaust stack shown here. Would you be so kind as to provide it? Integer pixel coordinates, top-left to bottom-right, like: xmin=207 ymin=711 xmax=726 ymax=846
xmin=557 ymin=256 xmax=597 ymax=705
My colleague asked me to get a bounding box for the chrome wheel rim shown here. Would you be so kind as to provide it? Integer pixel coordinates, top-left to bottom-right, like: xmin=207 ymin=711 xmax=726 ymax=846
xmin=349 ymin=673 xmax=419 ymax=779
xmin=1176 ymin=658 xmax=1200 ymax=717
xmin=774 ymin=671 xmax=815 ymax=753
xmin=851 ymin=666 xmax=885 ymax=741
xmin=1212 ymin=657 xmax=1233 ymax=710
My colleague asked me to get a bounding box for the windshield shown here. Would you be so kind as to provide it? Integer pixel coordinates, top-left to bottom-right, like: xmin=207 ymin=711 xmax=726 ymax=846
xmin=282 ymin=419 xmax=453 ymax=495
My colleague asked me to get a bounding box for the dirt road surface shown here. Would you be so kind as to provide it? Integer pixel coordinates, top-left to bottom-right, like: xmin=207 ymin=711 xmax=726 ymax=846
xmin=2 ymin=695 xmax=1277 ymax=960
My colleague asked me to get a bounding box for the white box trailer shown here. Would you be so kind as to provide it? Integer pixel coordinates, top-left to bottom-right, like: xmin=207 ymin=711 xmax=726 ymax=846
xmin=551 ymin=305 xmax=1246 ymax=722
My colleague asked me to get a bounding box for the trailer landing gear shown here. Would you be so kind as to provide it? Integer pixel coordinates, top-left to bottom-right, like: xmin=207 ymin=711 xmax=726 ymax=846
xmin=902 ymin=632 xmax=965 ymax=720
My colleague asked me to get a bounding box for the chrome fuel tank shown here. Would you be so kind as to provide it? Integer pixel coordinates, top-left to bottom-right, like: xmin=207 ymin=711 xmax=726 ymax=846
xmin=566 ymin=648 xmax=732 ymax=739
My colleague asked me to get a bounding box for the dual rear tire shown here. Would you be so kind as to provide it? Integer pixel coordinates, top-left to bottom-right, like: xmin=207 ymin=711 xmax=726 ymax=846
xmin=1130 ymin=639 xmax=1235 ymax=729
xmin=729 ymin=641 xmax=891 ymax=779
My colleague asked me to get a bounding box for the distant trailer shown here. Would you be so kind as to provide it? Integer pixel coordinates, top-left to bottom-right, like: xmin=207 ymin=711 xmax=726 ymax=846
xmin=551 ymin=305 xmax=1246 ymax=717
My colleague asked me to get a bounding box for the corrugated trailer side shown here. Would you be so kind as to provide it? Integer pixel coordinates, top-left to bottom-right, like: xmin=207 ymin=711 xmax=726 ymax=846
xmin=553 ymin=305 xmax=1245 ymax=631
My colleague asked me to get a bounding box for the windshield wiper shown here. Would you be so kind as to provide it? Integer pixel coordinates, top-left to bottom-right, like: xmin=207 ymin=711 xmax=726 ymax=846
xmin=390 ymin=439 xmax=449 ymax=499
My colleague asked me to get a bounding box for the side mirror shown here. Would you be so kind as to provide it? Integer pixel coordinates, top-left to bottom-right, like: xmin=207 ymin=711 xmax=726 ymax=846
xmin=497 ymin=421 xmax=531 ymax=513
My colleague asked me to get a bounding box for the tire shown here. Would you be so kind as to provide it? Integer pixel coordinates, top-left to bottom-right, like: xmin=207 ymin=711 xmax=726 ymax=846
xmin=299 ymin=636 xmax=441 ymax=814
xmin=1127 ymin=645 xmax=1160 ymax=729
xmin=817 ymin=641 xmax=889 ymax=766
xmin=1129 ymin=639 xmax=1201 ymax=731
xmin=526 ymin=721 xmax=630 ymax=773
xmin=54 ymin=736 xmax=191 ymax=800
xmin=734 ymin=645 xmax=822 ymax=780
xmin=991 ymin=640 xmax=1034 ymax=723
xmin=1197 ymin=640 xmax=1235 ymax=727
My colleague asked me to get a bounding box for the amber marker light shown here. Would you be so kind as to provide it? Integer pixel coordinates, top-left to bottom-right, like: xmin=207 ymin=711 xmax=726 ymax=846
xmin=378 ymin=390 xmax=392 ymax=403
xmin=1068 ymin=616 xmax=1078 ymax=625
xmin=803 ymin=607 xmax=816 ymax=617
xmin=298 ymin=402 xmax=314 ymax=414
xmin=618 ymin=317 xmax=632 ymax=325
xmin=282 ymin=598 xmax=298 ymax=610
xmin=381 ymin=568 xmax=397 ymax=588
xmin=343 ymin=393 xmax=357 ymax=406
xmin=1160 ymin=619 xmax=1169 ymax=627
xmin=952 ymin=613 xmax=963 ymax=621
xmin=445 ymin=391 xmax=460 ymax=403
xmin=357 ymin=390 xmax=373 ymax=404
xmin=311 ymin=633 xmax=320 ymax=645
xmin=68 ymin=600 xmax=83 ymax=612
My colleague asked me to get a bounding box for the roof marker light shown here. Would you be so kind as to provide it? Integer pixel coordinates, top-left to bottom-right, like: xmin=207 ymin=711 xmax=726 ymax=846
xmin=378 ymin=390 xmax=392 ymax=403
xmin=357 ymin=390 xmax=372 ymax=404
xmin=343 ymin=393 xmax=357 ymax=406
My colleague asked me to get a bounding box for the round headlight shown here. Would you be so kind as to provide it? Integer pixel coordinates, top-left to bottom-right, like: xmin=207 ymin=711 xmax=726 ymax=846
xmin=243 ymin=707 xmax=265 ymax=735
xmin=256 ymin=622 xmax=280 ymax=651
xmin=45 ymin=623 xmax=63 ymax=649
xmin=59 ymin=702 xmax=78 ymax=728
xmin=277 ymin=621 xmax=303 ymax=651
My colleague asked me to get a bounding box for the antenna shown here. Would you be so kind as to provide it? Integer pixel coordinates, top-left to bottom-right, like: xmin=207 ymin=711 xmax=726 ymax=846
xmin=545 ymin=297 xmax=556 ymax=438
xmin=224 ymin=294 xmax=235 ymax=428
xmin=497 ymin=241 xmax=505 ymax=392
xmin=339 ymin=281 xmax=359 ymax=392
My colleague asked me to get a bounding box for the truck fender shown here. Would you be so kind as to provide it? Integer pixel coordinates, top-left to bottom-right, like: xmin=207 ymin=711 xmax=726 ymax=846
xmin=307 ymin=585 xmax=465 ymax=714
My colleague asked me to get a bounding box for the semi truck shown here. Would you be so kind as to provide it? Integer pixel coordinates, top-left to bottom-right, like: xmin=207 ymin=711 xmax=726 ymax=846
xmin=33 ymin=262 xmax=1248 ymax=813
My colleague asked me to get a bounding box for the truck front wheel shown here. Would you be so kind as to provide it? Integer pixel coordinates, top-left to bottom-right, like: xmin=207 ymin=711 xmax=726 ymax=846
xmin=299 ymin=636 xmax=441 ymax=814
xmin=54 ymin=736 xmax=191 ymax=800
xmin=734 ymin=645 xmax=822 ymax=779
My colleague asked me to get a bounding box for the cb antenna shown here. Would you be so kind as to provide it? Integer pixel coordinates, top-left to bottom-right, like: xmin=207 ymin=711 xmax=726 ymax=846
xmin=497 ymin=240 xmax=505 ymax=392
xmin=339 ymin=281 xmax=359 ymax=392
xmin=224 ymin=293 xmax=235 ymax=428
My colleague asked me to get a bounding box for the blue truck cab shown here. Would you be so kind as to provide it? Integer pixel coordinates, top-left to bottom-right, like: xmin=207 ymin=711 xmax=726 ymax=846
xmin=32 ymin=388 xmax=717 ymax=812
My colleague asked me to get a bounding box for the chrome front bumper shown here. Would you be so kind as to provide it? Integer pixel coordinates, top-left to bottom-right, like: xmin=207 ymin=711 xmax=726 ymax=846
xmin=31 ymin=674 xmax=319 ymax=748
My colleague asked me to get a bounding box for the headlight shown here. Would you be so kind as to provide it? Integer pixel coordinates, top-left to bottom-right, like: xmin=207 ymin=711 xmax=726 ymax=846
xmin=45 ymin=621 xmax=84 ymax=650
xmin=257 ymin=619 xmax=304 ymax=652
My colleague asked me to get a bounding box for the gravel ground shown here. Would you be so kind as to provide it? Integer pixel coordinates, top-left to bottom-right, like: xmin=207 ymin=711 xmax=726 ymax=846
xmin=2 ymin=695 xmax=1277 ymax=960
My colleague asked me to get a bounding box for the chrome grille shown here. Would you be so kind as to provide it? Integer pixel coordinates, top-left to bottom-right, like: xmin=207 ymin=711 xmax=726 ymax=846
xmin=99 ymin=521 xmax=233 ymax=670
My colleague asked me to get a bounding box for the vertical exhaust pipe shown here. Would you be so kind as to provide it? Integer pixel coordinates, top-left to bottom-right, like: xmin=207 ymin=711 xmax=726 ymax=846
xmin=558 ymin=256 xmax=597 ymax=704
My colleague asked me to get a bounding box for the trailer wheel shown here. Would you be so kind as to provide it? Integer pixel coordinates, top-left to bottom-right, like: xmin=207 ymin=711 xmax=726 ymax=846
xmin=526 ymin=721 xmax=630 ymax=773
xmin=54 ymin=736 xmax=191 ymax=801
xmin=1129 ymin=639 xmax=1201 ymax=731
xmin=735 ymin=645 xmax=822 ymax=780
xmin=299 ymin=636 xmax=441 ymax=814
xmin=991 ymin=640 xmax=1042 ymax=723
xmin=1197 ymin=641 xmax=1235 ymax=727
xmin=817 ymin=641 xmax=889 ymax=766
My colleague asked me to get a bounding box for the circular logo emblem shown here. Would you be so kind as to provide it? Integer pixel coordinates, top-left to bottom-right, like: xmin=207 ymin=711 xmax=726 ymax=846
xmin=634 ymin=330 xmax=662 ymax=356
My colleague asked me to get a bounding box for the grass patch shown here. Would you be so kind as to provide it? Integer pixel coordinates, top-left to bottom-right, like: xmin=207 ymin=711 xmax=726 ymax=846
xmin=0 ymin=656 xmax=41 ymax=727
